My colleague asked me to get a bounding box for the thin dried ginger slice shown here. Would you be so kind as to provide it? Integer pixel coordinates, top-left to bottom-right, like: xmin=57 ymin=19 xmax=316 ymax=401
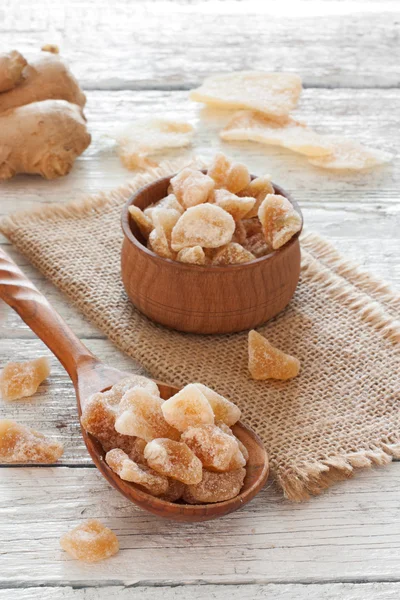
xmin=0 ymin=419 xmax=63 ymax=463
xmin=128 ymin=205 xmax=154 ymax=239
xmin=60 ymin=519 xmax=119 ymax=563
xmin=116 ymin=118 xmax=194 ymax=169
xmin=207 ymin=152 xmax=250 ymax=193
xmin=183 ymin=468 xmax=246 ymax=504
xmin=171 ymin=204 xmax=235 ymax=251
xmin=177 ymin=245 xmax=206 ymax=265
xmin=248 ymin=330 xmax=300 ymax=380
xmin=115 ymin=388 xmax=180 ymax=442
xmin=162 ymin=383 xmax=215 ymax=431
xmin=239 ymin=176 xmax=275 ymax=218
xmin=214 ymin=189 xmax=255 ymax=220
xmin=105 ymin=448 xmax=169 ymax=496
xmin=190 ymin=71 xmax=302 ymax=119
xmin=181 ymin=424 xmax=239 ymax=471
xmin=144 ymin=438 xmax=203 ymax=484
xmin=170 ymin=168 xmax=215 ymax=208
xmin=221 ymin=111 xmax=333 ymax=157
xmin=193 ymin=383 xmax=241 ymax=426
xmin=307 ymin=136 xmax=393 ymax=170
xmin=258 ymin=194 xmax=301 ymax=250
xmin=0 ymin=356 xmax=50 ymax=400
xmin=212 ymin=242 xmax=255 ymax=265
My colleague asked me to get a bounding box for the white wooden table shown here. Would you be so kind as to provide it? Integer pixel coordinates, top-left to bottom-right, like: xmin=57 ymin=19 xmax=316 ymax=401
xmin=1 ymin=2 xmax=399 ymax=598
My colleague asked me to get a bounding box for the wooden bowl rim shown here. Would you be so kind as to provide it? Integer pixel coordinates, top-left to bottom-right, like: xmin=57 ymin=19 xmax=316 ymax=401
xmin=121 ymin=174 xmax=303 ymax=272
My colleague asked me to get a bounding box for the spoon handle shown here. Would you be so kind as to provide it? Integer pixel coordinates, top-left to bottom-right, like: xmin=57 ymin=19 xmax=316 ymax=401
xmin=0 ymin=247 xmax=97 ymax=384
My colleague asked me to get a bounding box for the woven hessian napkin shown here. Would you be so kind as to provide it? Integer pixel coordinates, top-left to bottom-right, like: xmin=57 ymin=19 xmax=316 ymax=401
xmin=1 ymin=160 xmax=399 ymax=501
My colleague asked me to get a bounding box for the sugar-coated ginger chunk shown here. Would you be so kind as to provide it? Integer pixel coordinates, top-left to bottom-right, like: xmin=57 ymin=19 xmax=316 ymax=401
xmin=212 ymin=242 xmax=255 ymax=265
xmin=0 ymin=356 xmax=50 ymax=401
xmin=193 ymin=383 xmax=241 ymax=426
xmin=239 ymin=176 xmax=274 ymax=218
xmin=214 ymin=189 xmax=255 ymax=221
xmin=148 ymin=217 xmax=175 ymax=259
xmin=161 ymin=478 xmax=186 ymax=502
xmin=242 ymin=232 xmax=270 ymax=258
xmin=148 ymin=204 xmax=182 ymax=242
xmin=232 ymin=219 xmax=247 ymax=245
xmin=207 ymin=152 xmax=250 ymax=193
xmin=171 ymin=204 xmax=235 ymax=251
xmin=109 ymin=375 xmax=160 ymax=400
xmin=162 ymin=383 xmax=215 ymax=431
xmin=60 ymin=519 xmax=119 ymax=563
xmin=0 ymin=419 xmax=63 ymax=463
xmin=181 ymin=424 xmax=239 ymax=471
xmin=105 ymin=448 xmax=169 ymax=496
xmin=170 ymin=168 xmax=215 ymax=208
xmin=307 ymin=136 xmax=393 ymax=170
xmin=128 ymin=437 xmax=148 ymax=463
xmin=183 ymin=468 xmax=246 ymax=504
xmin=144 ymin=193 xmax=184 ymax=221
xmin=248 ymin=330 xmax=300 ymax=380
xmin=221 ymin=111 xmax=333 ymax=157
xmin=115 ymin=388 xmax=180 ymax=441
xmin=258 ymin=194 xmax=301 ymax=250
xmin=177 ymin=245 xmax=206 ymax=265
xmin=217 ymin=422 xmax=249 ymax=461
xmin=128 ymin=205 xmax=154 ymax=239
xmin=190 ymin=71 xmax=302 ymax=119
xmin=144 ymin=438 xmax=203 ymax=484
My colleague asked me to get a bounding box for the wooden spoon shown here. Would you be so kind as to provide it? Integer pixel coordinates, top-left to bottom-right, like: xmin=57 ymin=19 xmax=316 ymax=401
xmin=0 ymin=248 xmax=269 ymax=521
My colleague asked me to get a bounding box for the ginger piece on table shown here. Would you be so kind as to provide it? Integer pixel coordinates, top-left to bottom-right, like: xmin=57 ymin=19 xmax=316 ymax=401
xmin=177 ymin=245 xmax=206 ymax=265
xmin=258 ymin=194 xmax=301 ymax=250
xmin=207 ymin=152 xmax=250 ymax=193
xmin=190 ymin=71 xmax=302 ymax=120
xmin=170 ymin=168 xmax=215 ymax=208
xmin=193 ymin=383 xmax=241 ymax=426
xmin=239 ymin=176 xmax=275 ymax=218
xmin=106 ymin=448 xmax=169 ymax=496
xmin=162 ymin=383 xmax=215 ymax=431
xmin=183 ymin=468 xmax=246 ymax=504
xmin=212 ymin=242 xmax=255 ymax=265
xmin=308 ymin=136 xmax=393 ymax=170
xmin=41 ymin=44 xmax=59 ymax=54
xmin=144 ymin=438 xmax=203 ymax=484
xmin=214 ymin=189 xmax=255 ymax=221
xmin=171 ymin=204 xmax=235 ymax=252
xmin=0 ymin=419 xmax=63 ymax=463
xmin=0 ymin=356 xmax=50 ymax=401
xmin=60 ymin=519 xmax=119 ymax=563
xmin=0 ymin=50 xmax=27 ymax=92
xmin=181 ymin=424 xmax=239 ymax=472
xmin=115 ymin=388 xmax=180 ymax=442
xmin=129 ymin=205 xmax=154 ymax=239
xmin=248 ymin=330 xmax=300 ymax=380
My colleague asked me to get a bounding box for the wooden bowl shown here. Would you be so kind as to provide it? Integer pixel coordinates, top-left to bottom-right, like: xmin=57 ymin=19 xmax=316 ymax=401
xmin=121 ymin=175 xmax=303 ymax=334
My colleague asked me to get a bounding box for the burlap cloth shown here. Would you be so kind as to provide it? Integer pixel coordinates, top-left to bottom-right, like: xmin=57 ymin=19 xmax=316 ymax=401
xmin=1 ymin=160 xmax=399 ymax=501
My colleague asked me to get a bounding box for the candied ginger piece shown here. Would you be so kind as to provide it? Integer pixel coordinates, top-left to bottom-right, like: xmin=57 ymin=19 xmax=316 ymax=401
xmin=109 ymin=375 xmax=160 ymax=400
xmin=171 ymin=204 xmax=235 ymax=251
xmin=144 ymin=438 xmax=203 ymax=484
xmin=232 ymin=219 xmax=247 ymax=245
xmin=207 ymin=153 xmax=250 ymax=193
xmin=248 ymin=330 xmax=300 ymax=380
xmin=106 ymin=449 xmax=169 ymax=496
xmin=221 ymin=111 xmax=333 ymax=157
xmin=177 ymin=245 xmax=206 ymax=265
xmin=214 ymin=189 xmax=255 ymax=221
xmin=190 ymin=71 xmax=302 ymax=119
xmin=0 ymin=419 xmax=63 ymax=463
xmin=161 ymin=478 xmax=186 ymax=502
xmin=128 ymin=437 xmax=147 ymax=463
xmin=183 ymin=468 xmax=246 ymax=504
xmin=0 ymin=356 xmax=50 ymax=401
xmin=60 ymin=519 xmax=119 ymax=563
xmin=148 ymin=217 xmax=175 ymax=259
xmin=115 ymin=388 xmax=180 ymax=441
xmin=170 ymin=168 xmax=215 ymax=208
xmin=217 ymin=422 xmax=249 ymax=461
xmin=242 ymin=232 xmax=270 ymax=258
xmin=128 ymin=205 xmax=154 ymax=239
xmin=151 ymin=206 xmax=181 ymax=241
xmin=242 ymin=217 xmax=263 ymax=238
xmin=308 ymin=136 xmax=393 ymax=170
xmin=116 ymin=118 xmax=194 ymax=170
xmin=144 ymin=194 xmax=184 ymax=221
xmin=258 ymin=194 xmax=301 ymax=250
xmin=212 ymin=242 xmax=255 ymax=265
xmin=162 ymin=383 xmax=215 ymax=431
xmin=239 ymin=176 xmax=274 ymax=218
xmin=193 ymin=383 xmax=241 ymax=426
xmin=181 ymin=424 xmax=238 ymax=471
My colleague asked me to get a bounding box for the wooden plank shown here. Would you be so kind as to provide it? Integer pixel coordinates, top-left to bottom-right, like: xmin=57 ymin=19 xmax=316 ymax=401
xmin=1 ymin=0 xmax=400 ymax=88
xmin=1 ymin=583 xmax=400 ymax=599
xmin=1 ymin=465 xmax=400 ymax=585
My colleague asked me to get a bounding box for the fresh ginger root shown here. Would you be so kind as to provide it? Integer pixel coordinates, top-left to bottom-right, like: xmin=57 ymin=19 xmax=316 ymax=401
xmin=0 ymin=52 xmax=86 ymax=113
xmin=0 ymin=99 xmax=91 ymax=180
xmin=0 ymin=51 xmax=27 ymax=93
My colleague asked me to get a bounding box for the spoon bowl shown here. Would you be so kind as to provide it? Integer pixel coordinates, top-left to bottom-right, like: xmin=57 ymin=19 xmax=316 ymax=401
xmin=0 ymin=249 xmax=269 ymax=521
